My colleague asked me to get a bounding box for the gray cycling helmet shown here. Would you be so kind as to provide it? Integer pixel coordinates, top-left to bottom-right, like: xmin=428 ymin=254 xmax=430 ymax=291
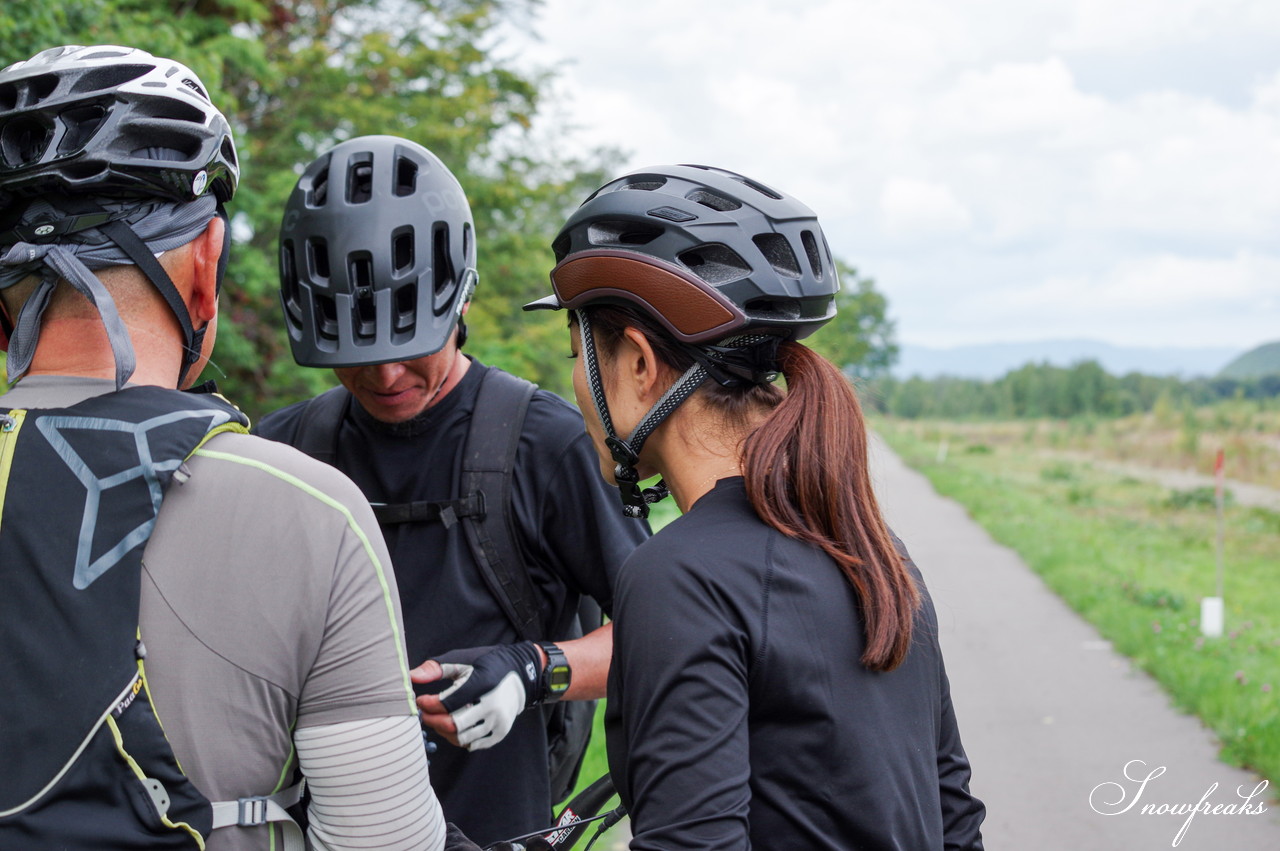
xmin=525 ymin=164 xmax=840 ymax=519
xmin=527 ymin=163 xmax=838 ymax=343
xmin=279 ymin=135 xmax=477 ymax=368
xmin=0 ymin=45 xmax=238 ymax=204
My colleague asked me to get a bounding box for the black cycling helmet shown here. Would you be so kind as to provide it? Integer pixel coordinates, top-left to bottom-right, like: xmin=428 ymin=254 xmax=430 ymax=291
xmin=0 ymin=44 xmax=238 ymax=204
xmin=526 ymin=163 xmax=837 ymax=343
xmin=279 ymin=135 xmax=477 ymax=368
xmin=525 ymin=164 xmax=840 ymax=518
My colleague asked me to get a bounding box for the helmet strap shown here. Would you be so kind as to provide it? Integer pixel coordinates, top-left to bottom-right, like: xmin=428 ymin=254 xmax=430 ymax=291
xmin=213 ymin=205 xmax=230 ymax=296
xmin=96 ymin=214 xmax=203 ymax=386
xmin=577 ymin=310 xmax=701 ymax=518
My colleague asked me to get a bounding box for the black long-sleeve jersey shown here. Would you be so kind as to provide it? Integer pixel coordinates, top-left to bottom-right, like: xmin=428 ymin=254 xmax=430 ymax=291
xmin=606 ymin=477 xmax=985 ymax=850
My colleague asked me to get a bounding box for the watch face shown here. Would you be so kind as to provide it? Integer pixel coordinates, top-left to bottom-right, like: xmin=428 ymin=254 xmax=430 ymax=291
xmin=548 ymin=665 xmax=571 ymax=692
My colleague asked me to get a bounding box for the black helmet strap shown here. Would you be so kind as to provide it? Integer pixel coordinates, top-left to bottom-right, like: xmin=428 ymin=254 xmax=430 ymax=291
xmin=95 ymin=214 xmax=205 ymax=386
xmin=577 ymin=309 xmax=710 ymax=518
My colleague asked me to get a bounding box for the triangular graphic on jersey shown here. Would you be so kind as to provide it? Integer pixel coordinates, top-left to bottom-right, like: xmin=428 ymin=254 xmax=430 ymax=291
xmin=35 ymin=408 xmax=234 ymax=589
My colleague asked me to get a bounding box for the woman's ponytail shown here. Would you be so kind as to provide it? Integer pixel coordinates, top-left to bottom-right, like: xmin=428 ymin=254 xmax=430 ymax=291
xmin=743 ymin=342 xmax=920 ymax=671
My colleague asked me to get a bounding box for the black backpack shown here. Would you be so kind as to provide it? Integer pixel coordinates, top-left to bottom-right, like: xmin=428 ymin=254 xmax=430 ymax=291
xmin=290 ymin=367 xmax=597 ymax=804
xmin=0 ymin=387 xmax=304 ymax=850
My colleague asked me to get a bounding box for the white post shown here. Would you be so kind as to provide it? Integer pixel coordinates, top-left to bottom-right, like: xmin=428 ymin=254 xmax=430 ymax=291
xmin=1202 ymin=449 xmax=1226 ymax=638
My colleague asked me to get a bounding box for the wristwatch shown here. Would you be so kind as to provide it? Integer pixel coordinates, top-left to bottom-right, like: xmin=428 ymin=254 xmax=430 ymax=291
xmin=537 ymin=641 xmax=571 ymax=704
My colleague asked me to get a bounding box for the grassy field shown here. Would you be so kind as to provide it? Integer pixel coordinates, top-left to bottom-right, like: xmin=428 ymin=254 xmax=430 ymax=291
xmin=876 ymin=417 xmax=1280 ymax=785
xmin=931 ymin=399 xmax=1280 ymax=488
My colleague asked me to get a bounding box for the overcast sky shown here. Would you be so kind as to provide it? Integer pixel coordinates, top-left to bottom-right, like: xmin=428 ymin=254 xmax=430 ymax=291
xmin=506 ymin=0 xmax=1280 ymax=352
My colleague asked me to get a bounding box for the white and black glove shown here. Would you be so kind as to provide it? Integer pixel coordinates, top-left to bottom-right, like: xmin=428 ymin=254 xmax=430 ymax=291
xmin=434 ymin=641 xmax=542 ymax=751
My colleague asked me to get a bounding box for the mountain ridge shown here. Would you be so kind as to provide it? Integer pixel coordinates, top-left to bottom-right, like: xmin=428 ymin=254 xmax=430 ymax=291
xmin=894 ymin=339 xmax=1241 ymax=380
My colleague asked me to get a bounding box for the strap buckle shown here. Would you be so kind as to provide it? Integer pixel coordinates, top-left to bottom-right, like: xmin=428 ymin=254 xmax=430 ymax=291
xmin=237 ymin=796 xmax=270 ymax=827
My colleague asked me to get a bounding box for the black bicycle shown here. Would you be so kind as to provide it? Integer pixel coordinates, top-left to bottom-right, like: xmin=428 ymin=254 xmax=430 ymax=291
xmin=484 ymin=773 xmax=627 ymax=851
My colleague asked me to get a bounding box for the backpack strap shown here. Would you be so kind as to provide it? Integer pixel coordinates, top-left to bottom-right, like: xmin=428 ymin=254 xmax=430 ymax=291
xmin=289 ymin=370 xmax=545 ymax=640
xmin=369 ymin=494 xmax=483 ymax=527
xmin=210 ymin=782 xmax=306 ymax=851
xmin=290 ymin=386 xmax=350 ymax=465
xmin=458 ymin=368 xmax=541 ymax=641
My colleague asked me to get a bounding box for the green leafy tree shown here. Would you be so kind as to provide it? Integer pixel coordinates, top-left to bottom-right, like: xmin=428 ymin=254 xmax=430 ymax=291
xmin=806 ymin=261 xmax=898 ymax=379
xmin=0 ymin=0 xmax=607 ymax=412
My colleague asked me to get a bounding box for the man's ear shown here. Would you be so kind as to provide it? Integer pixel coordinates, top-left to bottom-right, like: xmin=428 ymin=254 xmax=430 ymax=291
xmin=186 ymin=215 xmax=225 ymax=325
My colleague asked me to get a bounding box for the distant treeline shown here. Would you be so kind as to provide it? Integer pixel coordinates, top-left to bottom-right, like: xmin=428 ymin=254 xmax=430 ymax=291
xmin=863 ymin=360 xmax=1280 ymax=420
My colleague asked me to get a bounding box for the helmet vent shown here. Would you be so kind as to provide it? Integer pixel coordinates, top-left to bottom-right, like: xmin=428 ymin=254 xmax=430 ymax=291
xmin=307 ymin=238 xmax=331 ymax=282
xmin=731 ymin=175 xmax=782 ymax=200
xmin=140 ymin=98 xmax=206 ymax=125
xmin=27 ymin=74 xmax=59 ymax=106
xmin=0 ymin=84 xmax=17 ymax=111
xmin=394 ymin=283 xmax=416 ymax=332
xmin=394 ymin=155 xmax=417 ymax=196
xmin=56 ymin=105 xmax=107 ymax=155
xmin=1 ymin=116 xmax=52 ymax=167
xmin=677 ymin=243 xmax=751 ymax=285
xmin=69 ymin=64 xmax=151 ymax=94
xmin=587 ymin=220 xmax=662 ymax=247
xmin=801 ymin=230 xmax=824 ymax=281
xmin=686 ymin=189 xmax=740 ymax=212
xmin=308 ymin=157 xmax=330 ymax=206
xmin=83 ymin=49 xmax=131 ymax=61
xmin=393 ymin=227 xmax=415 ymax=273
xmin=280 ymin=242 xmax=304 ymax=323
xmin=314 ymin=292 xmax=339 ymax=341
xmin=618 ymin=178 xmax=666 ymax=192
xmin=221 ymin=137 xmax=238 ymax=168
xmin=127 ymin=134 xmax=199 ymax=162
xmin=432 ymin=223 xmax=455 ymax=300
xmin=347 ymin=157 xmax=373 ymax=204
xmin=745 ymin=297 xmax=802 ymax=321
xmin=551 ymin=232 xmax=571 ymax=262
xmin=752 ymin=233 xmax=801 ymax=279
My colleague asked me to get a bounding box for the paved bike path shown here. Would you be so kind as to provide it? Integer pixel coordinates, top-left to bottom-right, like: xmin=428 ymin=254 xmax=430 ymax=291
xmin=869 ymin=436 xmax=1280 ymax=850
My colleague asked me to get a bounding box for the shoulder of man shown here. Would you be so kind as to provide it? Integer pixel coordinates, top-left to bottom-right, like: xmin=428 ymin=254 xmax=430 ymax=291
xmin=518 ymin=382 xmax=595 ymax=451
xmin=253 ymin=389 xmax=342 ymax=444
xmin=189 ymin=428 xmax=373 ymax=517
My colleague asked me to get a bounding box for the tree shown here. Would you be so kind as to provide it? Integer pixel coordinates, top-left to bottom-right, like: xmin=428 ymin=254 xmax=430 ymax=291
xmin=805 ymin=260 xmax=899 ymax=379
xmin=1 ymin=1 xmax=608 ymax=411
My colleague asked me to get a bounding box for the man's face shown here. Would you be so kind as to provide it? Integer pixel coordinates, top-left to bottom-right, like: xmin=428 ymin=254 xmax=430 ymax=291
xmin=334 ymin=337 xmax=459 ymax=423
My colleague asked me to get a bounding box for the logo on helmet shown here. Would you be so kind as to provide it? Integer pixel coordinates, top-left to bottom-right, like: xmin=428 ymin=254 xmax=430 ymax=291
xmin=192 ymin=170 xmax=209 ymax=196
xmin=34 ymin=225 xmax=55 ymax=237
xmin=419 ymin=187 xmax=466 ymax=217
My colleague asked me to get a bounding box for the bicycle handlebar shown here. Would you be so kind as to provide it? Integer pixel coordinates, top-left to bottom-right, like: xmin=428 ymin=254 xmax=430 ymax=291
xmin=485 ymin=773 xmax=626 ymax=850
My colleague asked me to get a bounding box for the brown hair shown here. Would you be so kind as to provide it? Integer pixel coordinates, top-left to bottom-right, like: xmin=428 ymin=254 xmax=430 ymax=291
xmin=582 ymin=305 xmax=920 ymax=671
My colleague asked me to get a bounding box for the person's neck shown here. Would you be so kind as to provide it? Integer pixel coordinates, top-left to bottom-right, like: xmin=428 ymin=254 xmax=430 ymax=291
xmin=431 ymin=349 xmax=472 ymax=407
xmin=24 ymin=316 xmax=182 ymax=388
xmin=645 ymin=405 xmax=754 ymax=513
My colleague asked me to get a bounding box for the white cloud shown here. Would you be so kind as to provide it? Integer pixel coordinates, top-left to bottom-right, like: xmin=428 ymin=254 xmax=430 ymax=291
xmin=510 ymin=0 xmax=1280 ymax=353
xmin=880 ymin=178 xmax=973 ymax=237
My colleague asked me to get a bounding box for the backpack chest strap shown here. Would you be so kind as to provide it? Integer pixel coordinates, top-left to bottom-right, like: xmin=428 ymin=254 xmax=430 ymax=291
xmin=370 ymin=493 xmax=484 ymax=527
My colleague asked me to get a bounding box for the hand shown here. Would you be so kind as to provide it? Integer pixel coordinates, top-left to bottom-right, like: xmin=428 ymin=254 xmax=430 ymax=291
xmin=411 ymin=642 xmax=543 ymax=751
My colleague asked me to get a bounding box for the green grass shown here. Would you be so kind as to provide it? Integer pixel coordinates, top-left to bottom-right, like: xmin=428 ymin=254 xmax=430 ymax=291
xmin=878 ymin=421 xmax=1280 ymax=785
